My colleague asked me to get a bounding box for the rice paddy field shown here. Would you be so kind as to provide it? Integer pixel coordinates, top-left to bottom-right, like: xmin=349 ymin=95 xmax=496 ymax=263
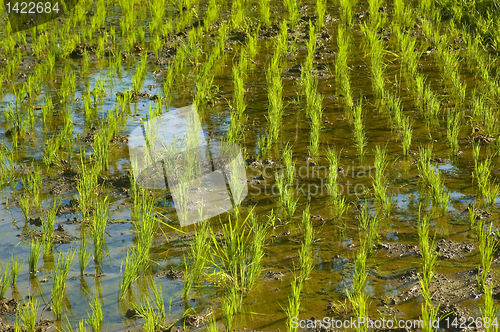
xmin=1 ymin=0 xmax=500 ymax=331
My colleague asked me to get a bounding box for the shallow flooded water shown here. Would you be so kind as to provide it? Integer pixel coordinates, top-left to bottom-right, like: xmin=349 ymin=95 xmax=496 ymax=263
xmin=0 ymin=0 xmax=499 ymax=331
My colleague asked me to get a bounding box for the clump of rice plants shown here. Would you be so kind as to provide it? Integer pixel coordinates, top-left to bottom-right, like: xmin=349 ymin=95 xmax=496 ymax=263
xmin=418 ymin=208 xmax=439 ymax=332
xmin=326 ymin=147 xmax=347 ymax=218
xmin=446 ymin=110 xmax=462 ymax=156
xmin=373 ymin=145 xmax=391 ymax=215
xmin=14 ymin=296 xmax=38 ymax=332
xmin=51 ymin=248 xmax=75 ymax=320
xmin=29 ymin=239 xmax=43 ymax=275
xmin=477 ymin=220 xmax=496 ymax=290
xmin=353 ymin=100 xmax=367 ymax=157
xmin=92 ymin=195 xmax=109 ymax=265
xmin=43 ymin=199 xmax=60 ymax=256
xmin=401 ymin=115 xmax=413 ymax=156
xmin=119 ymin=248 xmax=139 ymax=300
xmin=183 ymin=219 xmax=210 ymax=298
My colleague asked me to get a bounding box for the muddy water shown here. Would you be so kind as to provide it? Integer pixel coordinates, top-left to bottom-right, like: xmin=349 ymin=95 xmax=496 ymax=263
xmin=0 ymin=0 xmax=499 ymax=331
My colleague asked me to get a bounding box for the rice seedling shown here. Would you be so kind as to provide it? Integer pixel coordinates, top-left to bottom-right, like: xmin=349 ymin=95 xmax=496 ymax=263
xmin=222 ymin=286 xmax=240 ymax=331
xmin=51 ymin=248 xmax=75 ymax=320
xmin=265 ymin=50 xmax=284 ymax=153
xmin=446 ymin=110 xmax=462 ymax=156
xmin=316 ymin=0 xmax=327 ymax=29
xmin=183 ymin=218 xmax=209 ymax=298
xmin=286 ymin=275 xmax=302 ymax=332
xmin=86 ymin=295 xmax=103 ymax=332
xmin=401 ymin=115 xmax=413 ymax=156
xmin=15 ymin=296 xmax=38 ymax=332
xmin=92 ymin=195 xmax=109 ymax=264
xmin=21 ymin=164 xmax=42 ymax=207
xmin=417 ymin=145 xmax=433 ymax=184
xmin=284 ymin=0 xmax=300 ymax=28
xmin=247 ymin=211 xmax=267 ymax=289
xmin=468 ymin=204 xmax=477 ymax=230
xmin=482 ymin=284 xmax=498 ymax=332
xmin=346 ymin=246 xmax=368 ymax=332
xmin=9 ymin=256 xmax=21 ymax=286
xmin=43 ymin=199 xmax=60 ymax=256
xmin=29 ymin=239 xmax=43 ymax=275
xmin=77 ymin=152 xmax=98 ymax=220
xmin=134 ymin=189 xmax=157 ymax=269
xmin=0 ymin=263 xmax=10 ymax=299
xmin=477 ymin=220 xmax=496 ymax=290
xmin=373 ymin=145 xmax=391 ymax=214
xmin=473 ymin=156 xmax=499 ymax=205
xmin=19 ymin=194 xmax=31 ymax=220
xmin=418 ymin=208 xmax=439 ymax=332
xmin=119 ymin=248 xmax=139 ymax=300
xmin=339 ymin=0 xmax=356 ymax=26
xmin=258 ymin=0 xmax=270 ymax=27
xmin=353 ymin=101 xmax=367 ymax=157
xmin=299 ymin=205 xmax=314 ymax=283
xmin=79 ymin=230 xmax=92 ymax=276
xmin=308 ymin=94 xmax=323 ymax=159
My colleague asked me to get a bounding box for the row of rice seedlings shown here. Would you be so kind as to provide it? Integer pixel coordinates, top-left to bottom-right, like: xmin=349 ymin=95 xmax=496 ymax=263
xmin=43 ymin=200 xmax=60 ymax=256
xmin=264 ymin=48 xmax=284 ymax=156
xmin=473 ymin=153 xmax=500 ymax=206
xmin=361 ymin=21 xmax=386 ymax=99
xmin=373 ymin=145 xmax=392 ymax=215
xmin=353 ymin=100 xmax=367 ymax=157
xmin=393 ymin=24 xmax=440 ymax=118
xmin=394 ymin=24 xmax=422 ymax=92
xmin=417 ymin=208 xmax=439 ymax=332
xmin=52 ymin=248 xmax=75 ymax=320
xmin=335 ymin=26 xmax=354 ymax=110
xmin=464 ymin=32 xmax=495 ymax=89
xmin=477 ymin=219 xmax=496 ymax=290
xmin=433 ymin=32 xmax=467 ymax=104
